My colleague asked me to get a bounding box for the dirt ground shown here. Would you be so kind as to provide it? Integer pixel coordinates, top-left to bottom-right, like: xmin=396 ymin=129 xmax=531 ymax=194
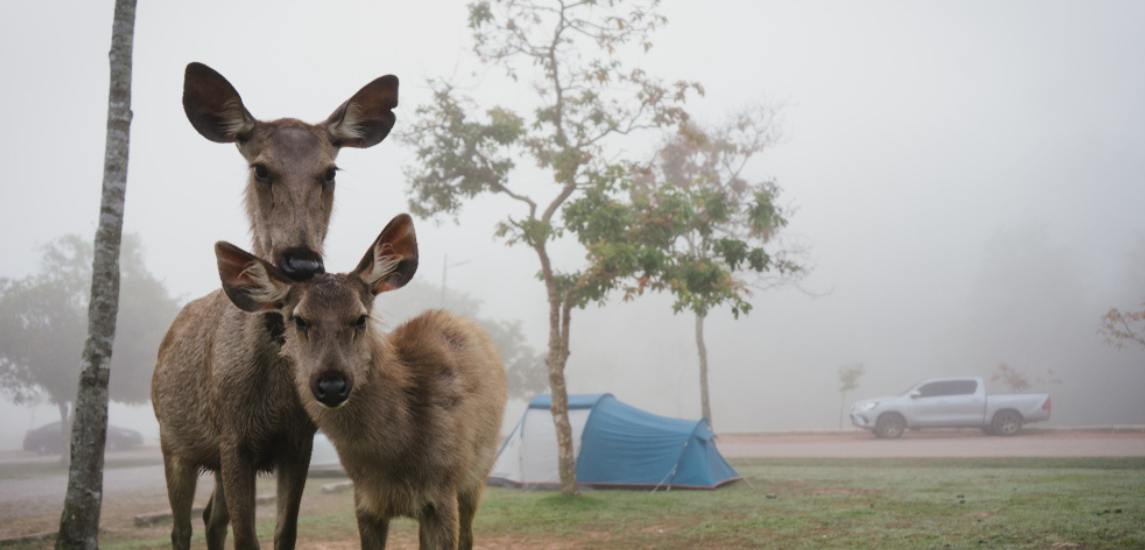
xmin=2 ymin=428 xmax=1142 ymax=542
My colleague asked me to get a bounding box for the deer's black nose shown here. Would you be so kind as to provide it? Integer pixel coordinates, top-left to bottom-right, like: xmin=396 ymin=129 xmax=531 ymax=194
xmin=279 ymin=248 xmax=325 ymax=281
xmin=312 ymin=373 xmax=350 ymax=408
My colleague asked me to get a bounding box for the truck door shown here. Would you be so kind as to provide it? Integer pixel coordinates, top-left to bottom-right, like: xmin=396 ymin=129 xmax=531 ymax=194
xmin=910 ymin=381 xmax=952 ymax=427
xmin=930 ymin=379 xmax=984 ymax=427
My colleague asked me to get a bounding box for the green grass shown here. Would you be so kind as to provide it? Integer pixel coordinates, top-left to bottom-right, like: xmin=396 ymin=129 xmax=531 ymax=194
xmin=9 ymin=457 xmax=1143 ymax=550
xmin=457 ymin=457 xmax=1145 ymax=549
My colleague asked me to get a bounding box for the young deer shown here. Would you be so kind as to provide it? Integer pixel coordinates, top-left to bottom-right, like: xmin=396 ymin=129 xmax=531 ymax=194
xmin=151 ymin=63 xmax=398 ymax=550
xmin=215 ymin=214 xmax=507 ymax=550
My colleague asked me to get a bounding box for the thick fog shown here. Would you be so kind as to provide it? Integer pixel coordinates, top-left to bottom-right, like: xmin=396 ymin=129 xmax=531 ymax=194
xmin=1 ymin=1 xmax=1143 ymax=449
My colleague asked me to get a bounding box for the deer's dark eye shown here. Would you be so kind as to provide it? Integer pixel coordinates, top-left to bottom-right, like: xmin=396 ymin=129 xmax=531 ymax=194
xmin=354 ymin=315 xmax=368 ymax=330
xmin=294 ymin=317 xmax=309 ymax=332
xmin=253 ymin=164 xmax=270 ymax=183
xmin=324 ymin=167 xmax=337 ymax=185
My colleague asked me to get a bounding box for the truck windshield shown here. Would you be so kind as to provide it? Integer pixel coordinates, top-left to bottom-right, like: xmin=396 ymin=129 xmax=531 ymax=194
xmin=901 ymin=379 xmax=979 ymax=398
xmin=899 ymin=383 xmax=922 ymax=396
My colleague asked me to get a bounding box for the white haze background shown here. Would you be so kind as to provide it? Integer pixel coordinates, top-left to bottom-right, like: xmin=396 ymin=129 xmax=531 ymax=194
xmin=0 ymin=0 xmax=1143 ymax=449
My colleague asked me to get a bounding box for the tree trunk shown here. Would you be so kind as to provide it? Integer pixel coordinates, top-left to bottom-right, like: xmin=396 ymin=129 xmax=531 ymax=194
xmin=695 ymin=312 xmax=713 ymax=430
xmin=839 ymin=392 xmax=846 ymax=430
xmin=536 ymin=243 xmax=578 ymax=496
xmin=56 ymin=1 xmax=135 ymax=548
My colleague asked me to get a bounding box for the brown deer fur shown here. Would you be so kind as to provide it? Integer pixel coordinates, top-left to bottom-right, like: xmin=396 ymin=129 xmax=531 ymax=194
xmin=215 ymin=215 xmax=507 ymax=550
xmin=151 ymin=62 xmax=398 ymax=550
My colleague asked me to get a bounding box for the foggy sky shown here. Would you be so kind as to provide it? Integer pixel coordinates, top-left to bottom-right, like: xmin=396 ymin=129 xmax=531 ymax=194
xmin=1 ymin=1 xmax=1143 ymax=448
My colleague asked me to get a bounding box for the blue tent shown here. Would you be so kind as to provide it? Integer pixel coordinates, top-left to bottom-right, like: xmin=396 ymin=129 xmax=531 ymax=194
xmin=489 ymin=393 xmax=740 ymax=489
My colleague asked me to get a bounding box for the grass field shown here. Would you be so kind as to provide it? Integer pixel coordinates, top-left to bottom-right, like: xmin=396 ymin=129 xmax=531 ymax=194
xmin=3 ymin=457 xmax=1143 ymax=549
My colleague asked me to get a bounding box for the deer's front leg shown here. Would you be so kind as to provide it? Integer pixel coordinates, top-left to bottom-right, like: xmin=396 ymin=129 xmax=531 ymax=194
xmin=203 ymin=473 xmax=231 ymax=550
xmin=273 ymin=437 xmax=313 ymax=550
xmin=418 ymin=493 xmax=459 ymax=550
xmin=161 ymin=453 xmax=198 ymax=550
xmin=355 ymin=490 xmax=391 ymax=550
xmin=457 ymin=487 xmax=483 ymax=550
xmin=220 ymin=443 xmax=260 ymax=550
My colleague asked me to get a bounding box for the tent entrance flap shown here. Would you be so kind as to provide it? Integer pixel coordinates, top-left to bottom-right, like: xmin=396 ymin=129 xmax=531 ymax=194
xmin=487 ymin=394 xmax=604 ymax=487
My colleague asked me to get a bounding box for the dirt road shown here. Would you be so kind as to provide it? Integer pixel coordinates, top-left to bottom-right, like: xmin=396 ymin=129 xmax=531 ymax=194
xmin=717 ymin=428 xmax=1145 ymax=458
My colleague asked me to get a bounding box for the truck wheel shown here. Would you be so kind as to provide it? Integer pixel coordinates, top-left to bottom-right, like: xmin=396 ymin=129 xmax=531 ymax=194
xmin=875 ymin=414 xmax=906 ymax=439
xmin=991 ymin=410 xmax=1023 ymax=436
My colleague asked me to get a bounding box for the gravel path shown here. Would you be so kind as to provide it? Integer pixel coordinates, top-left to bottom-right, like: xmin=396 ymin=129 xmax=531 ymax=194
xmin=0 ymin=465 xmax=177 ymax=519
xmin=0 ymin=449 xmax=214 ymax=532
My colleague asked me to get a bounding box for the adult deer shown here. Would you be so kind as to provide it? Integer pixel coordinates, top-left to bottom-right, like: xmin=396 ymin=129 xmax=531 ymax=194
xmin=215 ymin=214 xmax=507 ymax=550
xmin=151 ymin=63 xmax=398 ymax=550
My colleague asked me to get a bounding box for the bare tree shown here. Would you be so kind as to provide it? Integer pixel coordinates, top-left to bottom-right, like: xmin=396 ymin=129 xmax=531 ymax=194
xmin=1099 ymin=304 xmax=1145 ymax=351
xmin=837 ymin=363 xmax=864 ymax=429
xmin=990 ymin=362 xmax=1061 ymax=393
xmin=56 ymin=0 xmax=135 ymax=547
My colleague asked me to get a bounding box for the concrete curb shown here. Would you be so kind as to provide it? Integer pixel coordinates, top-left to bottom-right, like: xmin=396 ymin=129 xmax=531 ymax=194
xmin=132 ymin=494 xmax=275 ymax=528
xmin=320 ymin=481 xmax=353 ymax=494
xmin=0 ymin=531 xmax=56 ymax=546
xmin=0 ymin=528 xmax=108 ymax=547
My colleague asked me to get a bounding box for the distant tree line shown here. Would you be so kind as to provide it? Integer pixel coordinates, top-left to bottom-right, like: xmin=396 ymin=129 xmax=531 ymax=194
xmin=0 ymin=234 xmax=181 ymax=450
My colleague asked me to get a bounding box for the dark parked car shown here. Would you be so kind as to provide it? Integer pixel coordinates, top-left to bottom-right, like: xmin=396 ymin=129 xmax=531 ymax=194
xmin=22 ymin=421 xmax=144 ymax=455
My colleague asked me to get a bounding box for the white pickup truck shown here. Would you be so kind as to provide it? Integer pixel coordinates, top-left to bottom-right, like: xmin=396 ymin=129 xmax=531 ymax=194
xmin=850 ymin=377 xmax=1051 ymax=438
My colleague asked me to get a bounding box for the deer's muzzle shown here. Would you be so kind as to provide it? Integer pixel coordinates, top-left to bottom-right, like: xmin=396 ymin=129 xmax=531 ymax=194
xmin=278 ymin=247 xmax=325 ymax=282
xmin=312 ymin=372 xmax=351 ymax=409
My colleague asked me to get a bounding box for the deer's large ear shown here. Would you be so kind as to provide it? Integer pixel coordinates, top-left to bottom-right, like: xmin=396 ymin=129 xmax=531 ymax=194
xmin=183 ymin=62 xmax=257 ymax=143
xmin=325 ymin=75 xmax=399 ymax=149
xmin=353 ymin=214 xmax=418 ymax=295
xmin=216 ymin=241 xmax=292 ymax=312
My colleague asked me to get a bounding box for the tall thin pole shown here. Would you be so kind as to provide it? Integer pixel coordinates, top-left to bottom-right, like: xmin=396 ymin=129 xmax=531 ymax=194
xmin=440 ymin=254 xmax=470 ymax=309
